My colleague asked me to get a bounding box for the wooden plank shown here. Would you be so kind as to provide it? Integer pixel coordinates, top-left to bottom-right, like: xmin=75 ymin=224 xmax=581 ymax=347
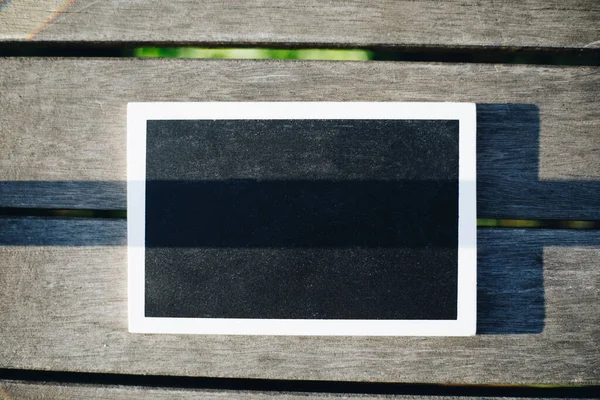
xmin=0 ymin=1 xmax=599 ymax=49
xmin=1 ymin=217 xmax=598 ymax=384
xmin=0 ymin=381 xmax=589 ymax=400
xmin=1 ymin=59 xmax=599 ymax=219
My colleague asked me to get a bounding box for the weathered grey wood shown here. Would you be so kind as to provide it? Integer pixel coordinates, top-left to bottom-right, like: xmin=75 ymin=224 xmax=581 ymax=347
xmin=0 ymin=381 xmax=587 ymax=400
xmin=0 ymin=0 xmax=598 ymax=49
xmin=0 ymin=59 xmax=599 ymax=219
xmin=1 ymin=217 xmax=598 ymax=384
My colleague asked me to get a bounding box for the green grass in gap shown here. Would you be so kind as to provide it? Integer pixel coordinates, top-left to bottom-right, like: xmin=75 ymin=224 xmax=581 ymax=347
xmin=135 ymin=47 xmax=373 ymax=61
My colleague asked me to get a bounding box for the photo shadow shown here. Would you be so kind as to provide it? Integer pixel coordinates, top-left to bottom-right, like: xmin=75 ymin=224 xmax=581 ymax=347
xmin=477 ymin=103 xmax=543 ymax=334
xmin=476 ymin=104 xmax=599 ymax=334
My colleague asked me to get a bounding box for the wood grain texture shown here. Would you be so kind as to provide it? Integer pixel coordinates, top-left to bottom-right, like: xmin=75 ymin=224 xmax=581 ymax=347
xmin=1 ymin=217 xmax=598 ymax=384
xmin=1 ymin=59 xmax=599 ymax=219
xmin=0 ymin=0 xmax=599 ymax=49
xmin=0 ymin=0 xmax=68 ymax=41
xmin=0 ymin=382 xmax=590 ymax=400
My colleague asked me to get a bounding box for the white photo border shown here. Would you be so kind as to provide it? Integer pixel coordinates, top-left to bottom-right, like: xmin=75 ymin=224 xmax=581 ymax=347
xmin=127 ymin=102 xmax=477 ymax=336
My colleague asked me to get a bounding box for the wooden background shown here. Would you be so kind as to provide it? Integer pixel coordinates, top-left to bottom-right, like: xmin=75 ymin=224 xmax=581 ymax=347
xmin=1 ymin=0 xmax=599 ymax=48
xmin=0 ymin=0 xmax=599 ymax=398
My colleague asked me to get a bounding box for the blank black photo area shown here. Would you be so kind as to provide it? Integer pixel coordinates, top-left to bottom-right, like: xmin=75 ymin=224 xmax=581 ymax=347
xmin=143 ymin=119 xmax=459 ymax=320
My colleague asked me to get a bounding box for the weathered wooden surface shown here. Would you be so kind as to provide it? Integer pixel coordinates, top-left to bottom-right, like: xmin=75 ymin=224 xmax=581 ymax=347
xmin=0 ymin=0 xmax=598 ymax=49
xmin=0 ymin=217 xmax=598 ymax=384
xmin=0 ymin=381 xmax=589 ymax=400
xmin=0 ymin=59 xmax=598 ymax=219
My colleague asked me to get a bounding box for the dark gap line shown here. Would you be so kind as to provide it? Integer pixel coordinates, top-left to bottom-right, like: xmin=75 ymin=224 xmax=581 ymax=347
xmin=0 ymin=208 xmax=599 ymax=230
xmin=0 ymin=208 xmax=126 ymax=219
xmin=0 ymin=42 xmax=598 ymax=65
xmin=0 ymin=369 xmax=598 ymax=397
